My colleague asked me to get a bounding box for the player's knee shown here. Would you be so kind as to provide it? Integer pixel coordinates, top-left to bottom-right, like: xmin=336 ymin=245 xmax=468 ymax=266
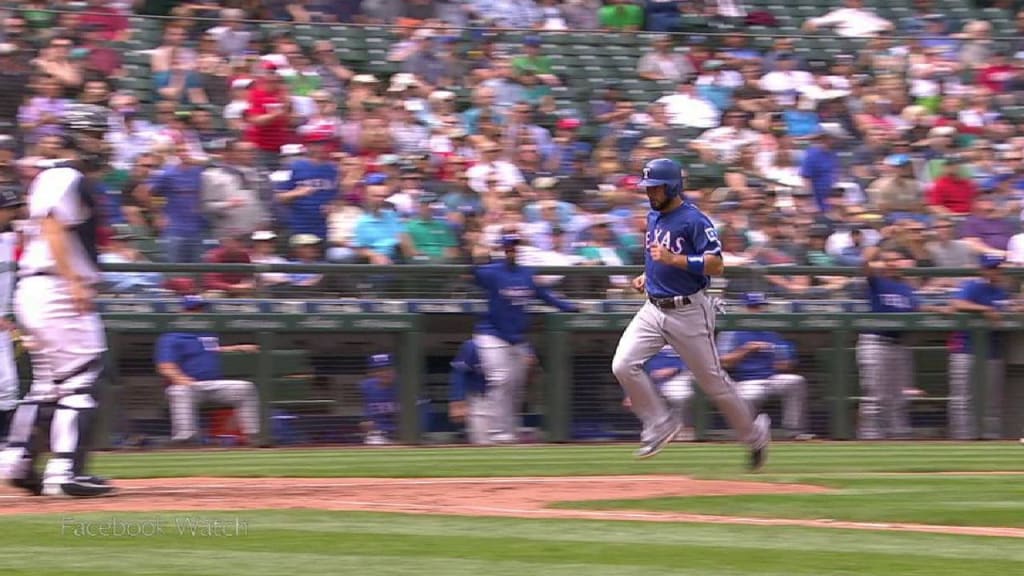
xmin=611 ymin=354 xmax=642 ymax=381
xmin=165 ymin=384 xmax=190 ymax=399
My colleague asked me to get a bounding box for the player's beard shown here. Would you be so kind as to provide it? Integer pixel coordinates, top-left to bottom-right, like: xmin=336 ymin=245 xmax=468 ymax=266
xmin=649 ymin=195 xmax=671 ymax=211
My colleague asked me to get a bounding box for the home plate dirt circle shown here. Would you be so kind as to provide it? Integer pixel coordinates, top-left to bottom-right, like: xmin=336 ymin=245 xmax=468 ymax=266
xmin=0 ymin=475 xmax=1020 ymax=538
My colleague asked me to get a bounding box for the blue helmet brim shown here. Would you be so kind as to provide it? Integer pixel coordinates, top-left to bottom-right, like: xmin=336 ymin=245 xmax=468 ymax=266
xmin=638 ymin=178 xmax=671 ymax=189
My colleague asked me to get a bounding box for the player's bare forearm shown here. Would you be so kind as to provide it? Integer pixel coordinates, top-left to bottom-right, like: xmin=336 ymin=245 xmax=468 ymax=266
xmin=41 ymin=215 xmax=77 ymax=285
xmin=157 ymin=362 xmax=194 ymax=386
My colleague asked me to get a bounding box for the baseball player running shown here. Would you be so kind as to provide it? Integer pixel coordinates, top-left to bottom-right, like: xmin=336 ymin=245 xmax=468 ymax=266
xmin=0 ymin=184 xmax=24 ymax=444
xmin=155 ymin=296 xmax=262 ymax=445
xmin=857 ymin=246 xmax=944 ymax=440
xmin=718 ymin=292 xmax=810 ymax=440
xmin=0 ymin=104 xmax=115 ymax=497
xmin=949 ymin=253 xmax=1012 ymax=440
xmin=472 ymin=232 xmax=578 ymax=443
xmin=611 ymin=158 xmax=770 ymax=468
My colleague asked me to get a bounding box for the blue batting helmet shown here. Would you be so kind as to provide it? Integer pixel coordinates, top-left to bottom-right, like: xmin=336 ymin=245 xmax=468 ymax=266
xmin=368 ymin=353 xmax=393 ymax=370
xmin=638 ymin=158 xmax=684 ymax=198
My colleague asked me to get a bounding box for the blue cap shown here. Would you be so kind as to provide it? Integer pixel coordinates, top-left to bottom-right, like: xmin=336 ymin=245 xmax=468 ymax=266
xmin=744 ymin=292 xmax=769 ymax=307
xmin=364 ymin=172 xmax=388 ymax=186
xmin=501 ymin=232 xmax=521 ymax=247
xmin=368 ymin=353 xmax=393 ymax=369
xmin=524 ymin=35 xmax=542 ymax=47
xmin=181 ymin=295 xmax=207 ymax=311
xmin=885 ymin=154 xmax=910 ymax=167
xmin=980 ymin=253 xmax=1004 ymax=269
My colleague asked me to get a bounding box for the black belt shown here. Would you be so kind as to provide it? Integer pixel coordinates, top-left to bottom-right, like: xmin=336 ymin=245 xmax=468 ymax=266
xmin=648 ymin=295 xmax=692 ymax=310
xmin=23 ymin=271 xmax=55 ymax=277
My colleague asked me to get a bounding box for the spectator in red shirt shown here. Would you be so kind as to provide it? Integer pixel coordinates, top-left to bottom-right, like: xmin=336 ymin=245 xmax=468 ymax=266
xmin=928 ymin=157 xmax=978 ymax=216
xmin=244 ymin=62 xmax=294 ymax=169
xmin=202 ymin=233 xmax=255 ymax=297
xmin=81 ymin=25 xmax=122 ymax=78
xmin=978 ymin=51 xmax=1015 ymax=93
xmin=79 ymin=0 xmax=130 ymax=42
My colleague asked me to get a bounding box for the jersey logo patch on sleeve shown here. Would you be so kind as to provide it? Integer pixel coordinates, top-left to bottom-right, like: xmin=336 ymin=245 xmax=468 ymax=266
xmin=704 ymin=227 xmax=719 ymax=243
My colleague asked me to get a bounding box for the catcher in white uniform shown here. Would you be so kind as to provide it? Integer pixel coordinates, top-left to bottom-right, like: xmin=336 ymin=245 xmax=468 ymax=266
xmin=0 ymin=104 xmax=115 ymax=498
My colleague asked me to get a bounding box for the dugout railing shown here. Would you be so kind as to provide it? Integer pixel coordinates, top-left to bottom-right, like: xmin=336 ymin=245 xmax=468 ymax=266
xmin=85 ymin=263 xmax=1024 ymax=446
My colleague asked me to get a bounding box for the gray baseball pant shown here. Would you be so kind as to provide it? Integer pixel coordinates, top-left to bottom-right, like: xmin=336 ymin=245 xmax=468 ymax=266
xmin=473 ymin=334 xmax=530 ymax=441
xmin=856 ymin=334 xmax=912 ymax=440
xmin=736 ymin=374 xmax=807 ymax=434
xmin=165 ymin=380 xmax=260 ymax=440
xmin=948 ymin=353 xmax=1004 ymax=439
xmin=612 ymin=293 xmax=762 ymax=446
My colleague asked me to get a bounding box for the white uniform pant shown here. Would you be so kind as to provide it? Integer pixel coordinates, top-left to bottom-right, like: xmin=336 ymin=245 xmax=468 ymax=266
xmin=948 ymin=353 xmax=1004 ymax=440
xmin=0 ymin=332 xmax=18 ymax=414
xmin=0 ymin=276 xmax=105 ymax=486
xmin=856 ymin=334 xmax=911 ymax=440
xmin=736 ymin=374 xmax=807 ymax=434
xmin=473 ymin=334 xmax=530 ymax=442
xmin=166 ymin=380 xmax=260 ymax=440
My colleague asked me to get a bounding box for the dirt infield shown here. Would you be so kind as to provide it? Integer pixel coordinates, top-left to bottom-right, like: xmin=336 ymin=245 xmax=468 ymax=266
xmin=0 ymin=475 xmax=1021 ymax=538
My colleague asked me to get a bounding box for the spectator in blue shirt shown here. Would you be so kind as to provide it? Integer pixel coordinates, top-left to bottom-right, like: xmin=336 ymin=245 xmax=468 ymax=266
xmin=354 ymin=181 xmax=414 ymax=264
xmin=154 ymin=296 xmax=261 ymax=445
xmin=276 ymin=132 xmax=338 ymax=243
xmin=99 ymin=224 xmax=163 ymax=294
xmin=360 ymin=353 xmax=399 ymax=444
xmin=149 ymin=143 xmax=207 ymax=262
xmin=800 ymin=127 xmax=842 ymax=213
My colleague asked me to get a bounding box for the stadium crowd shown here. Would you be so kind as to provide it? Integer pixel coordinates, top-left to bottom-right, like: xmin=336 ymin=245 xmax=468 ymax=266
xmin=1 ymin=0 xmax=1024 ymax=299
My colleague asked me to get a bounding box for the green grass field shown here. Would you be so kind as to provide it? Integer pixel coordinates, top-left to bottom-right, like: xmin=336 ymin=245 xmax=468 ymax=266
xmin=1 ymin=443 xmax=1022 ymax=576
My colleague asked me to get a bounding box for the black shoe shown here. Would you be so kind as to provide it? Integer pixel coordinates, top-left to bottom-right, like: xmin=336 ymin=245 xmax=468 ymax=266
xmin=748 ymin=414 xmax=771 ymax=472
xmin=633 ymin=418 xmax=682 ymax=460
xmin=8 ymin=469 xmax=42 ymax=496
xmin=43 ymin=479 xmax=116 ymax=498
xmin=73 ymin=475 xmax=110 ymax=487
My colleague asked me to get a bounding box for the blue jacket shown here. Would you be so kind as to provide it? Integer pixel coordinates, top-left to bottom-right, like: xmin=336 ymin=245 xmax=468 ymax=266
xmin=718 ymin=331 xmax=794 ymax=381
xmin=473 ymin=260 xmax=577 ymax=344
xmin=150 ymin=165 xmax=206 ymax=235
xmin=450 ymin=339 xmax=487 ymax=401
xmin=360 ymin=377 xmax=398 ymax=434
xmin=154 ymin=332 xmax=223 ymax=381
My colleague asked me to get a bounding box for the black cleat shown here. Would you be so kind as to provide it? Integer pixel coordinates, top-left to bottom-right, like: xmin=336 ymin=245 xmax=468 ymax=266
xmin=8 ymin=469 xmax=43 ymax=496
xmin=43 ymin=479 xmax=117 ymax=498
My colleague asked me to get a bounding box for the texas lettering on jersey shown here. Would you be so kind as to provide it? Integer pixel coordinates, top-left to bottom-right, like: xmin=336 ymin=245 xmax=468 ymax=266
xmin=295 ymin=178 xmax=335 ymax=189
xmin=879 ymin=293 xmax=913 ymax=310
xmin=646 ymin=227 xmax=686 ymax=254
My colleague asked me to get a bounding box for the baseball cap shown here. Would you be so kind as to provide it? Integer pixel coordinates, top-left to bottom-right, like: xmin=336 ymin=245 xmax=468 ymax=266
xmin=501 ymin=232 xmax=521 ymax=248
xmin=290 ymin=233 xmax=321 ymax=247
xmin=364 ymin=172 xmax=388 ymax=186
xmin=980 ymin=253 xmax=1005 ymax=269
xmin=251 ymin=230 xmax=277 ymax=242
xmin=744 ymin=292 xmax=769 ymax=307
xmin=181 ymin=295 xmax=208 ymax=311
xmin=368 ymin=353 xmax=393 ymax=369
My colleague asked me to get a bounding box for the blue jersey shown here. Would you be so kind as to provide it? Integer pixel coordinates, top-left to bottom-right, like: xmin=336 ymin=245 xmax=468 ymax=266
xmin=450 ymin=339 xmax=487 ymax=401
xmin=154 ymin=332 xmax=223 ymax=381
xmin=643 ymin=347 xmax=688 ymax=385
xmin=285 ymin=159 xmax=338 ymax=241
xmin=150 ymin=165 xmax=206 ymax=235
xmin=360 ymin=378 xmax=398 ymax=434
xmin=644 ymin=202 xmax=721 ymax=299
xmin=951 ymin=279 xmax=1010 ymax=356
xmin=473 ymin=261 xmax=578 ymax=344
xmin=866 ymin=276 xmax=920 ymax=338
xmin=718 ymin=331 xmax=791 ymax=381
